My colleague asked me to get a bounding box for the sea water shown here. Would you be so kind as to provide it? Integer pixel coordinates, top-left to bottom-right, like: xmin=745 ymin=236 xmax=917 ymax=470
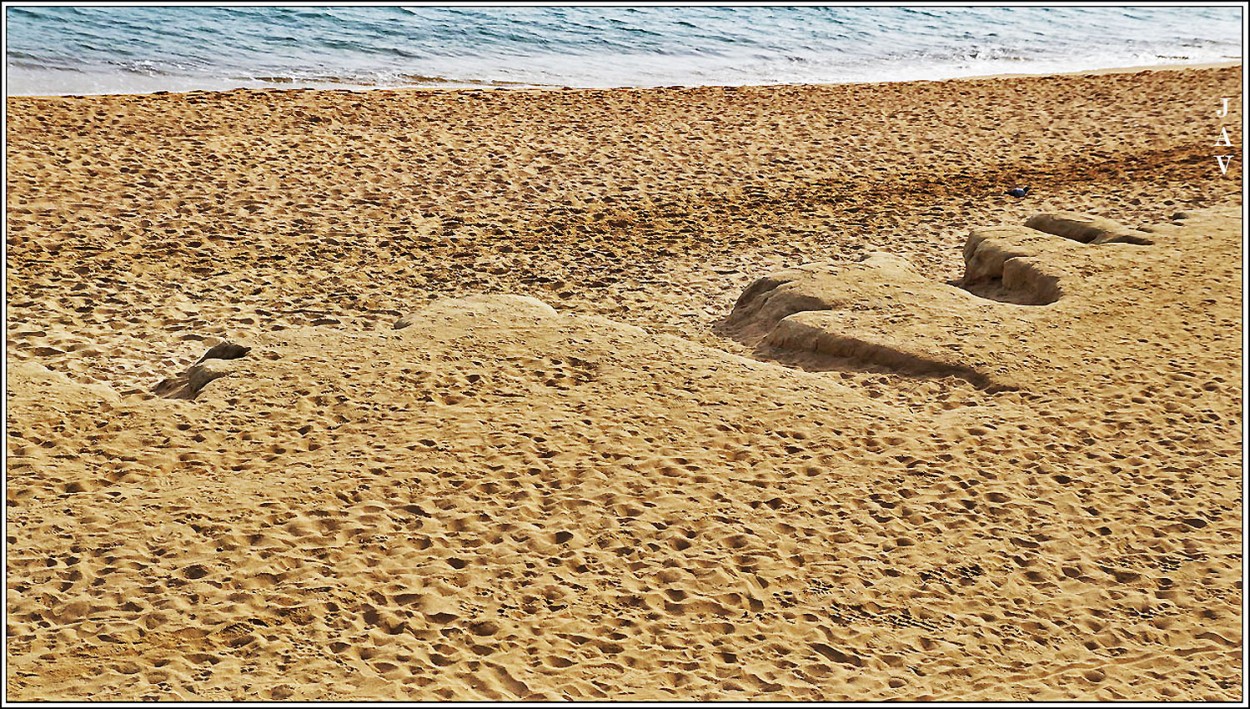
xmin=4 ymin=5 xmax=1243 ymax=96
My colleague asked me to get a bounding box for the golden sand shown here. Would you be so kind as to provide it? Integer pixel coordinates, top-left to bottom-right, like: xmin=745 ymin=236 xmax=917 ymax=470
xmin=5 ymin=65 xmax=1244 ymax=700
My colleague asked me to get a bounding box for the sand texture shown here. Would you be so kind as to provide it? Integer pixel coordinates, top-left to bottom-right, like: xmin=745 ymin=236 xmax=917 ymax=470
xmin=5 ymin=66 xmax=1244 ymax=701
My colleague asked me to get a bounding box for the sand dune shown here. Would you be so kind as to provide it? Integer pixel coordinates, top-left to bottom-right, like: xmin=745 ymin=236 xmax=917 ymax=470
xmin=5 ymin=66 xmax=1243 ymax=701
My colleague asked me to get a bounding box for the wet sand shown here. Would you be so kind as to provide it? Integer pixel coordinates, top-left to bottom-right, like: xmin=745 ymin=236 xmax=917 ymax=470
xmin=5 ymin=65 xmax=1243 ymax=700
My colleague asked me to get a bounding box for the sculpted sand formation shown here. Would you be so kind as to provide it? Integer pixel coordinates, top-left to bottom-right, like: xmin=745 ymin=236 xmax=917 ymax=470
xmin=152 ymin=342 xmax=252 ymax=400
xmin=720 ymin=211 xmax=1164 ymax=391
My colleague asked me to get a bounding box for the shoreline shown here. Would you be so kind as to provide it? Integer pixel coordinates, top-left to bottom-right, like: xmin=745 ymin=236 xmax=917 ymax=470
xmin=956 ymin=58 xmax=1243 ymax=82
xmin=6 ymin=59 xmax=1242 ymax=99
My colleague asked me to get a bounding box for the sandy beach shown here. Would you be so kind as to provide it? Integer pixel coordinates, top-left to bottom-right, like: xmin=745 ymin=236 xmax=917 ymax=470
xmin=5 ymin=64 xmax=1243 ymax=701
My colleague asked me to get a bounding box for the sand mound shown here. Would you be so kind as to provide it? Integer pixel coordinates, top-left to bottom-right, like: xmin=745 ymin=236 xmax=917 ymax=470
xmin=1023 ymin=212 xmax=1155 ymax=245
xmin=721 ymin=252 xmax=1015 ymax=389
xmin=10 ymin=295 xmax=928 ymax=701
xmin=722 ymin=209 xmax=1188 ymax=390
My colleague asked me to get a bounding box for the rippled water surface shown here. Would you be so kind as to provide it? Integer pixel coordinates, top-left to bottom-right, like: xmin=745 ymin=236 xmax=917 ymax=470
xmin=5 ymin=5 xmax=1243 ymax=94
